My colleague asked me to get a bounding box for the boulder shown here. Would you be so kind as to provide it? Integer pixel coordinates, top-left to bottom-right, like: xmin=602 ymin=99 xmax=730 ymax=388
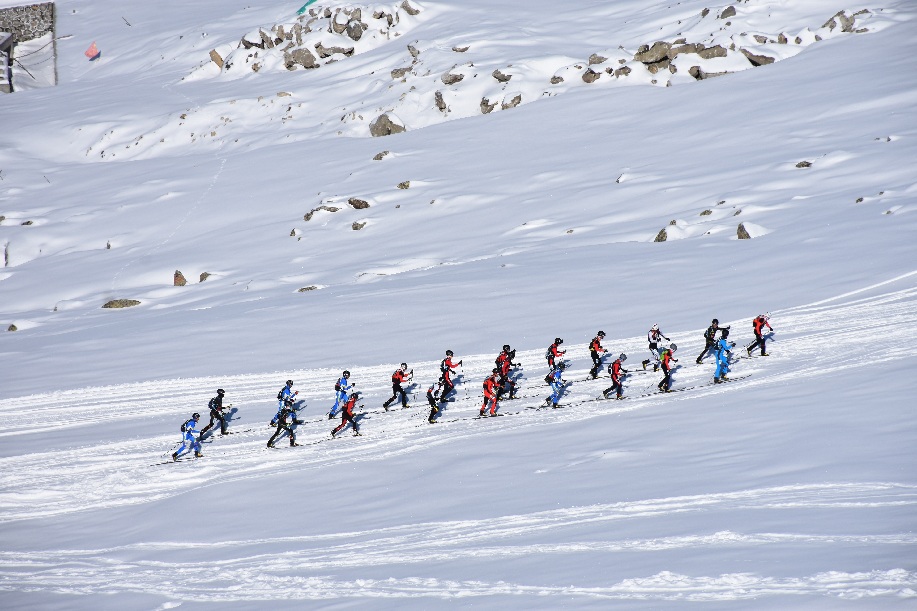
xmin=401 ymin=0 xmax=421 ymax=16
xmin=373 ymin=151 xmax=391 ymax=161
xmin=796 ymin=161 xmax=812 ymax=168
xmin=588 ymin=53 xmax=608 ymax=65
xmin=284 ymin=48 xmax=318 ymax=70
xmin=369 ymin=114 xmax=406 ymax=137
xmin=614 ymin=65 xmax=632 ymax=77
xmin=719 ymin=6 xmax=736 ymax=19
xmin=697 ymin=45 xmax=727 ymax=59
xmin=352 ymin=221 xmax=367 ymax=231
xmin=635 ymin=41 xmax=671 ymax=63
xmin=492 ymin=69 xmax=512 ymax=83
xmin=441 ymin=71 xmax=464 ymax=85
xmin=391 ymin=66 xmax=411 ymax=79
xmin=501 ymin=93 xmax=522 ymax=110
xmin=737 ymin=223 xmax=751 ymax=239
xmin=209 ymin=49 xmax=224 ymax=69
xmin=550 ymin=76 xmax=564 ymax=84
xmin=345 ymin=19 xmax=366 ymax=42
xmin=7 ymin=324 xmax=17 ymax=332
xmin=348 ymin=198 xmax=371 ymax=209
xmin=174 ymin=270 xmax=187 ymax=286
xmin=316 ymin=42 xmax=354 ymax=58
xmin=102 ymin=299 xmax=141 ymax=309
xmin=740 ymin=48 xmax=775 ymax=66
xmin=397 ymin=181 xmax=410 ymax=189
xmin=452 ymin=45 xmax=470 ymax=52
xmin=668 ymin=42 xmax=701 ymax=59
xmin=653 ymin=228 xmax=668 ymax=242
xmin=199 ymin=272 xmax=211 ymax=282
xmin=582 ymin=68 xmax=601 ymax=83
xmin=434 ymin=91 xmax=447 ymax=112
xmin=480 ymin=97 xmax=497 ymax=114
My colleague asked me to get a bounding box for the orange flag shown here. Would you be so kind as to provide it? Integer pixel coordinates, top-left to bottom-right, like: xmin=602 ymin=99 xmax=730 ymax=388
xmin=84 ymin=42 xmax=99 ymax=60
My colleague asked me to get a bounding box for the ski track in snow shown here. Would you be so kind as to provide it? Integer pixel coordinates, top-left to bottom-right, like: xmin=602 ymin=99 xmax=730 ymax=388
xmin=2 ymin=285 xmax=917 ymax=603
xmin=1 ymin=285 xmax=917 ymax=521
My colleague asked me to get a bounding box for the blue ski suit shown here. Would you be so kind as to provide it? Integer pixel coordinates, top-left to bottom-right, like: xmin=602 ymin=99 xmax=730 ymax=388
xmin=272 ymin=384 xmax=298 ymax=425
xmin=547 ymin=368 xmax=566 ymax=405
xmin=714 ymin=338 xmax=734 ymax=379
xmin=330 ymin=376 xmax=354 ymax=417
xmin=176 ymin=416 xmax=201 ymax=457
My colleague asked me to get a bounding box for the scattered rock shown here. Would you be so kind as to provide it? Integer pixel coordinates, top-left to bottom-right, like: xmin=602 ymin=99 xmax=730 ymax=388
xmin=550 ymin=76 xmax=564 ymax=84
xmin=700 ymin=209 xmax=713 ymax=216
xmin=737 ymin=223 xmax=752 ymax=239
xmin=200 ymin=272 xmax=211 ymax=282
xmin=441 ymin=71 xmax=464 ymax=85
xmin=480 ymin=97 xmax=497 ymax=114
xmin=345 ymin=19 xmax=366 ymax=42
xmin=720 ymin=6 xmax=736 ymax=19
xmin=796 ymin=160 xmax=812 ymax=168
xmin=391 ymin=66 xmax=411 ymax=79
xmin=492 ymin=69 xmax=512 ymax=83
xmin=740 ymin=48 xmax=775 ymax=66
xmin=0 ymin=216 xmax=4 ymax=224
xmin=106 ymin=241 xmax=111 ymax=249
xmin=701 ymin=8 xmax=710 ymax=18
xmin=21 ymin=220 xmax=33 ymax=226
xmin=397 ymin=181 xmax=410 ymax=189
xmin=407 ymin=43 xmax=420 ymax=58
xmin=434 ymin=91 xmax=447 ymax=112
xmin=614 ymin=65 xmax=632 ymax=77
xmin=348 ymin=198 xmax=371 ymax=210
xmin=582 ymin=67 xmax=601 ymax=83
xmin=697 ymin=45 xmax=727 ymax=59
xmin=566 ymin=229 xmax=574 ymax=234
xmin=209 ymin=49 xmax=224 ymax=69
xmin=102 ymin=299 xmax=141 ymax=309
xmin=753 ymin=35 xmax=769 ymax=44
xmin=352 ymin=221 xmax=367 ymax=231
xmin=588 ymin=53 xmax=608 ymax=65
xmin=635 ymin=41 xmax=671 ymax=63
xmin=316 ymin=42 xmax=355 ymax=58
xmin=452 ymin=45 xmax=470 ymax=53
xmin=777 ymin=33 xmax=788 ymax=44
xmin=298 ymin=285 xmax=319 ymax=292
xmin=7 ymin=324 xmax=17 ymax=332
xmin=654 ymin=228 xmax=668 ymax=242
xmin=501 ymin=93 xmax=522 ymax=110
xmin=400 ymin=0 xmax=421 ymax=16
xmin=369 ymin=113 xmax=406 ymax=137
xmin=373 ymin=150 xmax=390 ymax=161
xmin=284 ymin=47 xmax=318 ymax=70
xmin=669 ymin=219 xmax=677 ymax=226
xmin=304 ymin=205 xmax=340 ymax=221
xmin=174 ymin=270 xmax=188 ymax=286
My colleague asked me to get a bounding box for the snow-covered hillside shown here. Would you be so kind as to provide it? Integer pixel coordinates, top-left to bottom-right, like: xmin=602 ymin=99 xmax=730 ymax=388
xmin=0 ymin=0 xmax=915 ymax=607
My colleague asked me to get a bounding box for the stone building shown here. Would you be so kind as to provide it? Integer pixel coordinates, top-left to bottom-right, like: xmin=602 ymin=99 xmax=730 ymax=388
xmin=0 ymin=1 xmax=56 ymax=92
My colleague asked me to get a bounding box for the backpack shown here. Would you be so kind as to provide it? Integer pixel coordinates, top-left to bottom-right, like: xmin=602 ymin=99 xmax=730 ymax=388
xmin=545 ymin=346 xmax=552 ymax=359
xmin=181 ymin=423 xmax=186 ymax=432
xmin=544 ymin=372 xmax=553 ymax=384
xmin=277 ymin=390 xmax=284 ymax=401
xmin=440 ymin=359 xmax=448 ymax=372
xmin=704 ymin=326 xmax=715 ymax=341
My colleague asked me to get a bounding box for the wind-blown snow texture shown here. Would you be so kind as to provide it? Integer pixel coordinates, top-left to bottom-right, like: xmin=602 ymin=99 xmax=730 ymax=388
xmin=0 ymin=1 xmax=915 ymax=608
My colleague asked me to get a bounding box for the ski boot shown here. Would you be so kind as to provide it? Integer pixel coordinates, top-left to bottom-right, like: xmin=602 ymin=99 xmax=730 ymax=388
xmin=551 ymin=403 xmax=560 ymax=409
xmin=642 ymin=360 xmax=649 ymax=370
xmin=267 ymin=442 xmax=275 ymax=448
xmin=746 ymin=346 xmax=752 ymax=356
xmin=479 ymin=409 xmax=486 ymax=417
xmin=653 ymin=365 xmax=659 ymax=372
xmin=194 ymin=451 xmax=203 ymax=458
xmin=428 ymin=418 xmax=436 ymax=424
xmin=331 ymin=428 xmax=338 ymax=438
xmin=353 ymin=431 xmax=362 ymax=436
xmin=761 ymin=352 xmax=769 ymax=356
xmin=695 ymin=357 xmax=702 ymax=364
xmin=171 ymin=452 xmax=179 ymax=462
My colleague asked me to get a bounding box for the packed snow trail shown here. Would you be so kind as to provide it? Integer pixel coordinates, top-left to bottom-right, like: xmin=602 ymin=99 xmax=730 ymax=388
xmin=1 ymin=284 xmax=916 ymax=522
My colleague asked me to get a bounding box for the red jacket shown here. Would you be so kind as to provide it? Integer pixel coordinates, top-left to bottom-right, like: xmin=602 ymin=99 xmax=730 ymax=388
xmin=753 ymin=316 xmax=772 ymax=335
xmin=611 ymin=360 xmax=624 ymax=380
xmin=392 ymin=369 xmax=410 ymax=384
xmin=549 ymin=343 xmax=565 ymax=358
xmin=590 ymin=337 xmax=605 ymax=353
xmin=342 ymin=395 xmax=357 ymax=417
xmin=483 ymin=376 xmax=500 ymax=398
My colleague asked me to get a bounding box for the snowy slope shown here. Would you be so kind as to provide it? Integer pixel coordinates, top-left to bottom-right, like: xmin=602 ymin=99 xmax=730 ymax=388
xmin=0 ymin=0 xmax=916 ymax=608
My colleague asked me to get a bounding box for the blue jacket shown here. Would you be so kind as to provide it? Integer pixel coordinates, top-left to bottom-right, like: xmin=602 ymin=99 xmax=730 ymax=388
xmin=279 ymin=384 xmax=296 ymax=402
xmin=335 ymin=376 xmax=353 ymax=394
xmin=181 ymin=417 xmax=199 ymax=435
xmin=715 ymin=338 xmax=733 ymax=360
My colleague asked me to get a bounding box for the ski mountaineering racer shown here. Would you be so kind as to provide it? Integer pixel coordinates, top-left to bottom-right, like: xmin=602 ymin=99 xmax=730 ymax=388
xmin=172 ymin=413 xmax=203 ymax=461
xmin=329 ymin=370 xmax=354 ymax=419
xmin=199 ymin=388 xmax=229 ymax=439
xmin=271 ymin=380 xmax=298 ymax=426
xmin=657 ymin=344 xmax=679 ymax=392
xmin=332 ymin=393 xmax=362 ymax=437
xmin=642 ymin=324 xmax=671 ymax=371
xmin=714 ymin=328 xmax=737 ymax=383
xmin=495 ymin=345 xmax=518 ymax=400
xmin=268 ymin=399 xmax=303 ymax=448
xmin=544 ymin=361 xmax=567 ymax=408
xmin=546 ymin=337 xmax=565 ymax=369
xmin=747 ymin=313 xmax=774 ymax=356
xmin=480 ymin=369 xmax=501 ymax=416
xmin=427 ymin=379 xmax=444 ymax=424
xmin=697 ymin=319 xmax=729 ymax=364
xmin=383 ymin=363 xmax=413 ymax=410
xmin=440 ymin=350 xmax=462 ymax=401
xmin=603 ymin=354 xmax=629 ymax=400
xmin=588 ymin=331 xmax=607 ymax=379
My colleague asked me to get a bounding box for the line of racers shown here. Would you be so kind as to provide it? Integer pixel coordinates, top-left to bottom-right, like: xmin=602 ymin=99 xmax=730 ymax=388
xmin=171 ymin=314 xmax=773 ymax=459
